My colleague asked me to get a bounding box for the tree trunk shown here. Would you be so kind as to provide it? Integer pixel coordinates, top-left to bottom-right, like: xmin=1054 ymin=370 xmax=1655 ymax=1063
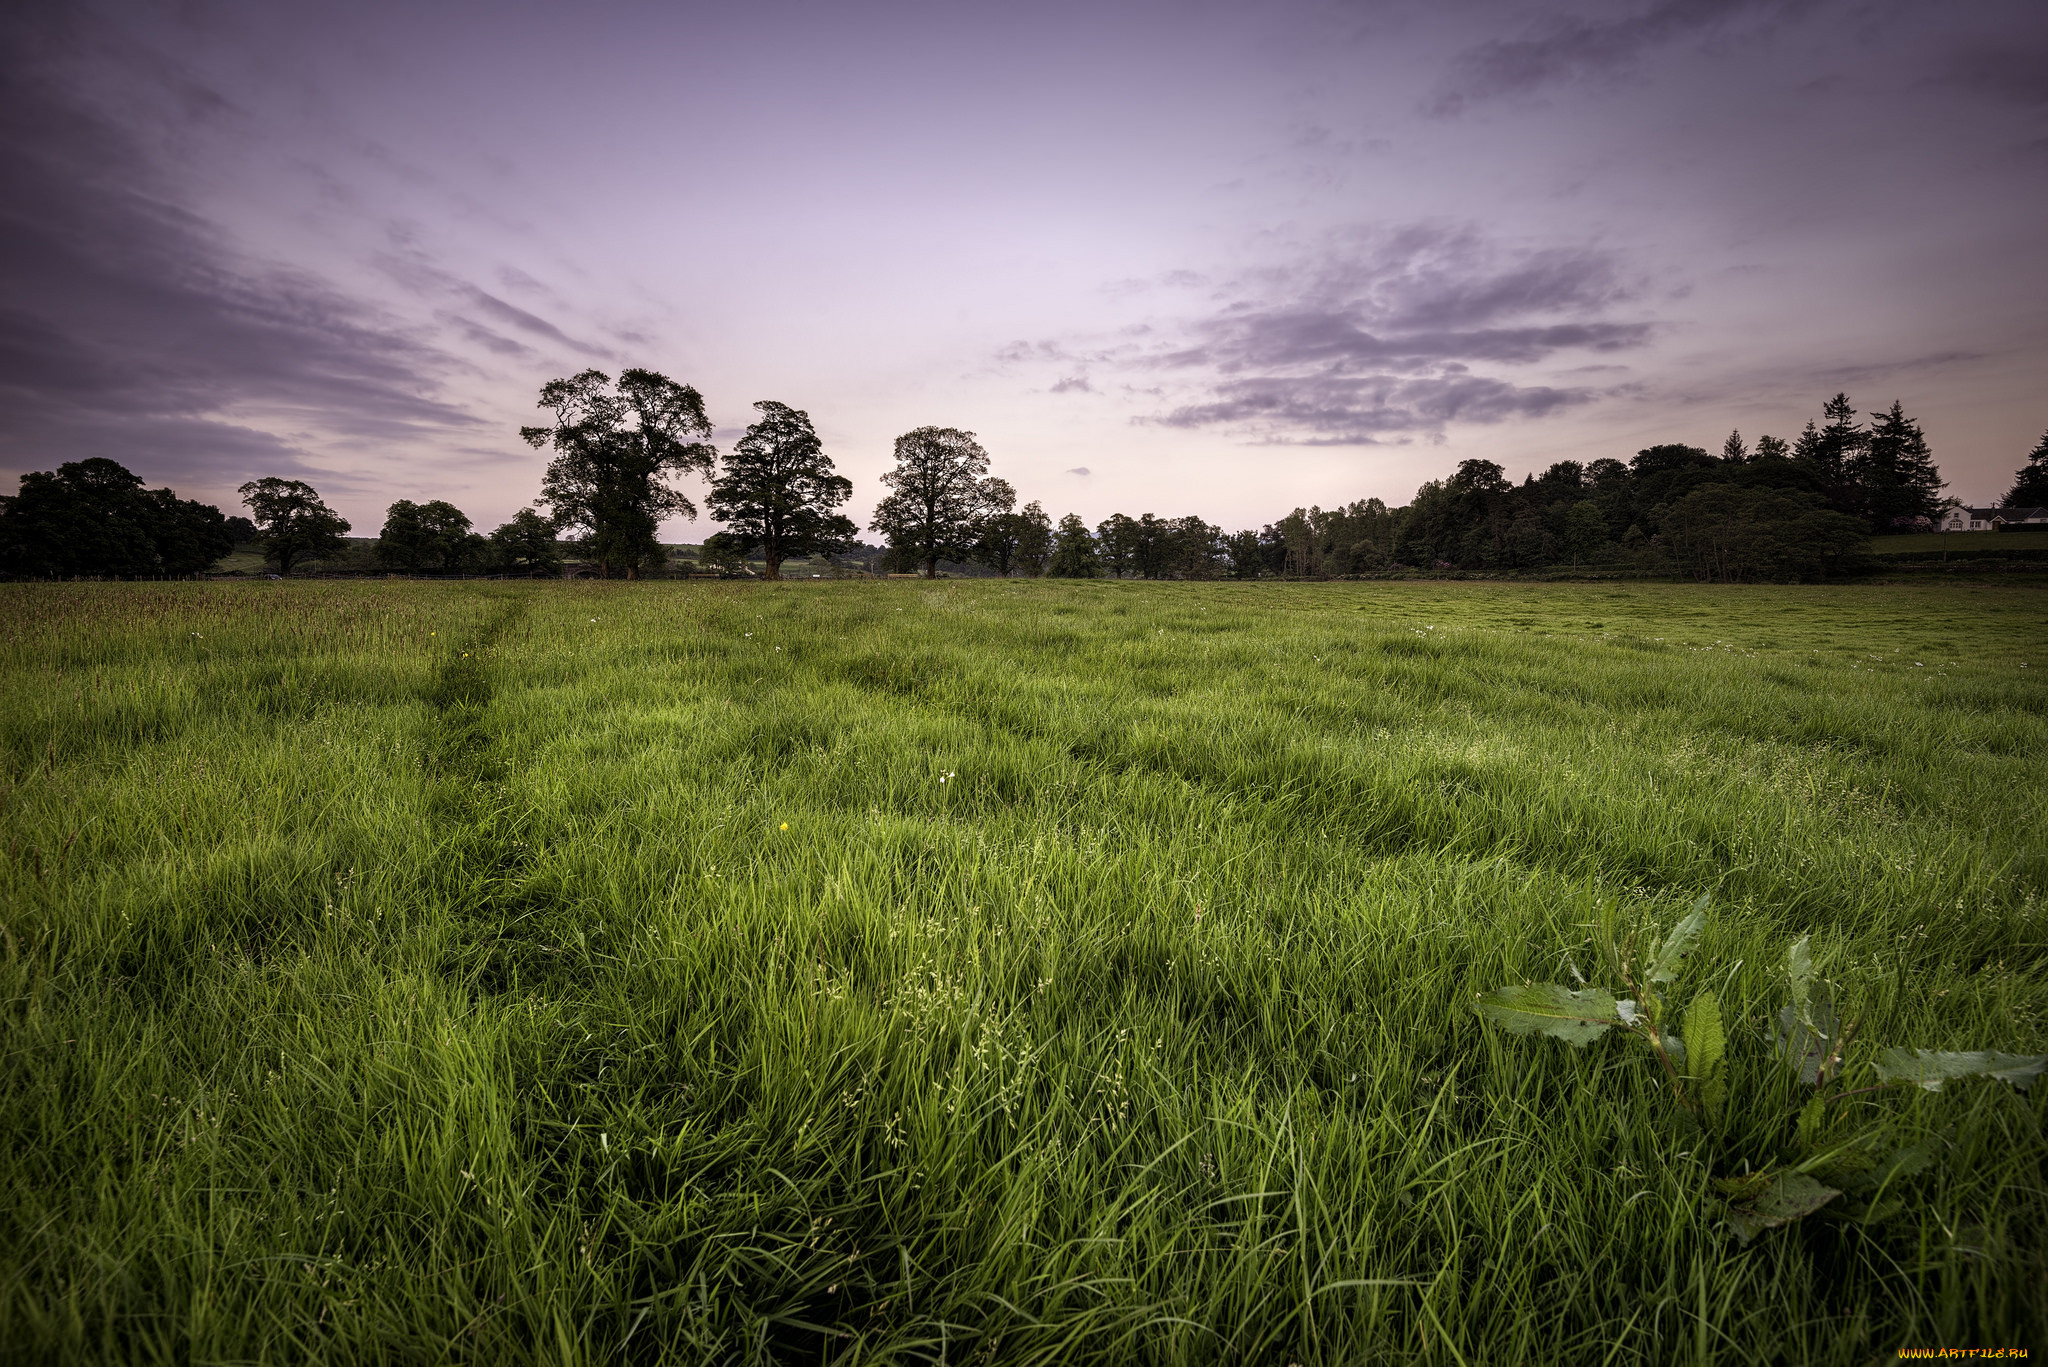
xmin=923 ymin=556 xmax=938 ymax=578
xmin=764 ymin=555 xmax=782 ymax=581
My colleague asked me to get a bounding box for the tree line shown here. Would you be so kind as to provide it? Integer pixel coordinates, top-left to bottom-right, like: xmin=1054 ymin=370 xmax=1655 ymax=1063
xmin=4 ymin=367 xmax=2043 ymax=583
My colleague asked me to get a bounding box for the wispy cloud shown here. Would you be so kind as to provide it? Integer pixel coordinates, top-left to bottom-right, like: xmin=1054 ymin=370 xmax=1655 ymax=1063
xmin=0 ymin=20 xmax=478 ymax=491
xmin=1425 ymin=0 xmax=1804 ymax=116
xmin=1010 ymin=223 xmax=1658 ymax=445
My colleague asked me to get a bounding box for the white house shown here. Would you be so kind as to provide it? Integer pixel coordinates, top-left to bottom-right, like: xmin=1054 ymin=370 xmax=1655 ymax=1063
xmin=1940 ymin=505 xmax=2048 ymax=531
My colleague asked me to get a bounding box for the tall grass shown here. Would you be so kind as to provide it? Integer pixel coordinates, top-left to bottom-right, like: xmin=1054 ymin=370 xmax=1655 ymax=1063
xmin=1 ymin=579 xmax=2042 ymax=1363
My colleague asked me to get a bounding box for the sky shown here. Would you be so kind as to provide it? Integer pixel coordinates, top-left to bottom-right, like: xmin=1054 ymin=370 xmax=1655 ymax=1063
xmin=3 ymin=0 xmax=2045 ymax=540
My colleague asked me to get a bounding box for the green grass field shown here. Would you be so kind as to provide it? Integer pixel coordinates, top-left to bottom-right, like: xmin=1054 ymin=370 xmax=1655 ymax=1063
xmin=2 ymin=580 xmax=2043 ymax=1364
xmin=1870 ymin=530 xmax=2048 ymax=556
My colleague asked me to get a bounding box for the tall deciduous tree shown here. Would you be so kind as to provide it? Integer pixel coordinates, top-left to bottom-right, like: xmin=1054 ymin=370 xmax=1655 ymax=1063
xmin=522 ymin=368 xmax=716 ymax=579
xmin=707 ymin=401 xmax=856 ymax=580
xmin=2006 ymin=430 xmax=2048 ymax=508
xmin=238 ymin=477 xmax=350 ymax=576
xmin=1852 ymin=401 xmax=1944 ymax=531
xmin=869 ymin=426 xmax=1004 ymax=578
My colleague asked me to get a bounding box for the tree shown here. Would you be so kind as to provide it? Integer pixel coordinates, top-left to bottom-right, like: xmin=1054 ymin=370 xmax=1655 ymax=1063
xmin=869 ymin=426 xmax=1004 ymax=578
xmin=706 ymin=401 xmax=856 ymax=580
xmin=1753 ymin=435 xmax=1791 ymax=463
xmin=1721 ymin=430 xmax=1749 ymax=463
xmin=1852 ymin=401 xmax=1944 ymax=531
xmin=144 ymin=489 xmax=237 ymax=577
xmin=1654 ymin=484 xmax=1868 ymax=582
xmin=224 ymin=515 xmax=258 ymax=544
xmin=522 ymin=368 xmax=716 ymax=579
xmin=1095 ymin=512 xmax=1139 ymax=578
xmin=489 ymin=507 xmax=564 ymax=577
xmin=0 ymin=458 xmax=232 ymax=578
xmin=968 ymin=478 xmax=1022 ymax=576
xmin=1014 ymin=501 xmax=1053 ymax=576
xmin=377 ymin=499 xmax=479 ymax=573
xmin=2005 ymin=430 xmax=2048 ymax=507
xmin=1048 ymin=513 xmax=1098 ymax=577
xmin=1560 ymin=501 xmax=1610 ymax=565
xmin=237 ymin=478 xmax=351 ymax=576
xmin=1222 ymin=528 xmax=1263 ymax=579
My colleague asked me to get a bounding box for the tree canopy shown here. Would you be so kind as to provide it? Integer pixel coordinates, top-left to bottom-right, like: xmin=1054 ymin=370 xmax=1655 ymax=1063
xmin=869 ymin=427 xmax=1005 ymax=578
xmin=488 ymin=508 xmax=565 ymax=578
xmin=705 ymin=401 xmax=856 ymax=580
xmin=2007 ymin=430 xmax=2048 ymax=508
xmin=239 ymin=478 xmax=351 ymax=576
xmin=0 ymin=458 xmax=232 ymax=579
xmin=523 ymin=368 xmax=716 ymax=579
xmin=376 ymin=499 xmax=483 ymax=574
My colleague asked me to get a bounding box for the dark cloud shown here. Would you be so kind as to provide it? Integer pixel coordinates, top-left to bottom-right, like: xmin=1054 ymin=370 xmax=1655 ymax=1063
xmin=1154 ymin=372 xmax=1593 ymax=445
xmin=0 ymin=20 xmax=478 ymax=493
xmin=1132 ymin=224 xmax=1653 ymax=443
xmin=1049 ymin=375 xmax=1094 ymax=393
xmin=1426 ymin=0 xmax=1797 ymax=116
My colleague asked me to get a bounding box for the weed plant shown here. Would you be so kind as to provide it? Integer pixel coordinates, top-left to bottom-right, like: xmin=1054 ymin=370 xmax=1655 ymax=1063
xmin=1 ymin=579 xmax=2043 ymax=1363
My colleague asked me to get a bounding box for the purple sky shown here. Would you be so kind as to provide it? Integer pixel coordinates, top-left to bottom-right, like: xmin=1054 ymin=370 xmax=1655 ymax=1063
xmin=4 ymin=0 xmax=2045 ymax=539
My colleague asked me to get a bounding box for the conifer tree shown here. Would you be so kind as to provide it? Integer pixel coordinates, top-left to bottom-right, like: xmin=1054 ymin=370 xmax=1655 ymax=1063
xmin=1853 ymin=401 xmax=1944 ymax=531
xmin=2005 ymin=430 xmax=2048 ymax=507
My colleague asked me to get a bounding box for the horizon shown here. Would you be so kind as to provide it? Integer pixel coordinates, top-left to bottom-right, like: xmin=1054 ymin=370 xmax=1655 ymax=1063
xmin=4 ymin=0 xmax=2045 ymax=538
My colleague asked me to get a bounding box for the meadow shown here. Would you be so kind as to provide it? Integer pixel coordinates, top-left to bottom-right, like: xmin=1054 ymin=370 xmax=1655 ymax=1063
xmin=1 ymin=578 xmax=2043 ymax=1364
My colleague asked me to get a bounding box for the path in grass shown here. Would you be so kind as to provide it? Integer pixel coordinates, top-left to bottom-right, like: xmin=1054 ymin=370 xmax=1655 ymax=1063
xmin=1 ymin=579 xmax=2043 ymax=1364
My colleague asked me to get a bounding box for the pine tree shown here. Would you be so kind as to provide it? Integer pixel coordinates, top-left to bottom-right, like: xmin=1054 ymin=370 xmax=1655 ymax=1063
xmin=1852 ymin=401 xmax=1944 ymax=531
xmin=1721 ymin=430 xmax=1748 ymax=463
xmin=1792 ymin=395 xmax=1866 ymax=520
xmin=2005 ymin=430 xmax=2048 ymax=508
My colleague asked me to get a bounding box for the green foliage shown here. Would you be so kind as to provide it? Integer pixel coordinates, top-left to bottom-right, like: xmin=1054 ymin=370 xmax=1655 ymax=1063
xmin=706 ymin=400 xmax=857 ymax=580
xmin=868 ymin=426 xmax=1004 ymax=577
xmin=487 ymin=507 xmax=564 ymax=578
xmin=2005 ymin=429 xmax=2048 ymax=508
xmin=1653 ymin=484 xmax=1870 ymax=582
xmin=0 ymin=458 xmax=234 ymax=579
xmin=1873 ymin=1049 xmax=2048 ymax=1092
xmin=1046 ymin=511 xmax=1097 ymax=576
xmin=376 ymin=498 xmax=481 ymax=574
xmin=1478 ymin=908 xmax=2047 ymax=1244
xmin=522 ymin=367 xmax=716 ymax=579
xmin=1472 ymin=984 xmax=1620 ymax=1045
xmin=237 ymin=476 xmax=351 ymax=575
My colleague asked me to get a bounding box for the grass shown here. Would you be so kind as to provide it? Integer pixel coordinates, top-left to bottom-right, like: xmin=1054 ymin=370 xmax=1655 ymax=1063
xmin=1870 ymin=530 xmax=2048 ymax=555
xmin=1 ymin=578 xmax=2043 ymax=1364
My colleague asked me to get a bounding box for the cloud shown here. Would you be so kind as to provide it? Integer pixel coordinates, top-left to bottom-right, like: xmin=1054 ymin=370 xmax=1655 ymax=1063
xmin=1153 ymin=373 xmax=1594 ymax=445
xmin=1126 ymin=223 xmax=1655 ymax=443
xmin=1049 ymin=375 xmax=1094 ymax=393
xmin=0 ymin=19 xmax=479 ymax=493
xmin=1426 ymin=0 xmax=1797 ymax=116
xmin=1065 ymin=466 xmax=1091 ymax=475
